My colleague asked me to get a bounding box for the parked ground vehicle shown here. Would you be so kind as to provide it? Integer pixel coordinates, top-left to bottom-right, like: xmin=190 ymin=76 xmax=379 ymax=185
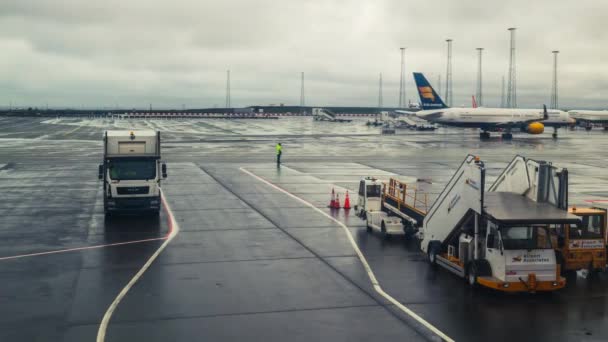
xmin=355 ymin=177 xmax=424 ymax=238
xmin=98 ymin=130 xmax=167 ymax=216
xmin=551 ymin=206 xmax=607 ymax=273
xmin=422 ymin=155 xmax=580 ymax=292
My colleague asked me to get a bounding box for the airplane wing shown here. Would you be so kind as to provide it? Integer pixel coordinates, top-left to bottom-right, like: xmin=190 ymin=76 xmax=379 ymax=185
xmin=394 ymin=110 xmax=417 ymax=115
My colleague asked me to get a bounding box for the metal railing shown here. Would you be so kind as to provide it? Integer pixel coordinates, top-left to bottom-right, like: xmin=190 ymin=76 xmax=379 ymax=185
xmin=384 ymin=178 xmax=429 ymax=214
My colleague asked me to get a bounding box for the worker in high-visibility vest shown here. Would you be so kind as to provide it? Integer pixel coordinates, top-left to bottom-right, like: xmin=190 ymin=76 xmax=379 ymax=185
xmin=276 ymin=143 xmax=282 ymax=166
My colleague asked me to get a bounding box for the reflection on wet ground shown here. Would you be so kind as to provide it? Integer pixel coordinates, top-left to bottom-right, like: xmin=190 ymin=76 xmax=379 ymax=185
xmin=0 ymin=117 xmax=607 ymax=341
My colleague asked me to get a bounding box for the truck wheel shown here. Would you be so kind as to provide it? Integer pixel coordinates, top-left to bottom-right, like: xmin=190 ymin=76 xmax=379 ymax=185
xmin=360 ymin=211 xmax=367 ymax=220
xmin=366 ymin=221 xmax=372 ymax=232
xmin=555 ymin=252 xmax=566 ymax=275
xmin=467 ymin=260 xmax=491 ymax=287
xmin=427 ymin=241 xmax=440 ymax=265
xmin=381 ymin=222 xmax=388 ymax=240
xmin=467 ymin=264 xmax=479 ymax=287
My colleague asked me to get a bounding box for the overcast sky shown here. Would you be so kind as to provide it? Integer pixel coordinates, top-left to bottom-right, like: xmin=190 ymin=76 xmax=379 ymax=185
xmin=1 ymin=0 xmax=606 ymax=109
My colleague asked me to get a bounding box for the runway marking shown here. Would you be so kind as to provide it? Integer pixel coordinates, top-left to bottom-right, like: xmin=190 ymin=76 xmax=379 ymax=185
xmin=96 ymin=192 xmax=180 ymax=342
xmin=240 ymin=167 xmax=454 ymax=342
xmin=0 ymin=237 xmax=167 ymax=261
xmin=63 ymin=124 xmax=84 ymax=136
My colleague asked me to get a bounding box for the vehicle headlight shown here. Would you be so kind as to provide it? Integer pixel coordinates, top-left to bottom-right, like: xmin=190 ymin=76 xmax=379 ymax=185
xmin=502 ymin=283 xmax=510 ymax=288
xmin=552 ymin=281 xmax=558 ymax=286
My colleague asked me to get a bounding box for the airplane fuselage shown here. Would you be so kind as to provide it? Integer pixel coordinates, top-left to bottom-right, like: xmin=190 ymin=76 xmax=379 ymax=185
xmin=568 ymin=110 xmax=608 ymax=124
xmin=415 ymin=107 xmax=570 ymax=129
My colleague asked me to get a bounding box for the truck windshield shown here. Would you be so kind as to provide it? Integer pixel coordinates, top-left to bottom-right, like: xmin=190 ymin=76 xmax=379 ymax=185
xmin=501 ymin=226 xmax=552 ymax=250
xmin=570 ymin=214 xmax=604 ymax=239
xmin=367 ymin=185 xmax=382 ymax=197
xmin=108 ymin=159 xmax=156 ymax=180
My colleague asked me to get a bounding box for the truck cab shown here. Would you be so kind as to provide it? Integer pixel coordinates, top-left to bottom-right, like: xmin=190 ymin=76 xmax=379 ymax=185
xmin=551 ymin=207 xmax=607 ymax=272
xmin=355 ymin=177 xmax=382 ymax=218
xmin=98 ymin=130 xmax=167 ymax=216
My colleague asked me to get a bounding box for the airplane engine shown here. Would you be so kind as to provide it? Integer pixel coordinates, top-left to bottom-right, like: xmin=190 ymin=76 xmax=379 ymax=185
xmin=526 ymin=122 xmax=545 ymax=134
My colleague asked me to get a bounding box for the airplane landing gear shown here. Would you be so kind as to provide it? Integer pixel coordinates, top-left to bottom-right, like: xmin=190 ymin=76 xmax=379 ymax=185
xmin=479 ymin=132 xmax=490 ymax=140
xmin=501 ymin=133 xmax=513 ymax=140
xmin=552 ymin=127 xmax=558 ymax=139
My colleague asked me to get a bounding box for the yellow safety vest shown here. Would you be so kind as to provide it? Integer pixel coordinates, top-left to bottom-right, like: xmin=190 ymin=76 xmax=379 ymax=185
xmin=276 ymin=144 xmax=282 ymax=154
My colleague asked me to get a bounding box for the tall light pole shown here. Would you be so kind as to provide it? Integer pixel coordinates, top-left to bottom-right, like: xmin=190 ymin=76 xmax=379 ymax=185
xmin=551 ymin=51 xmax=559 ymax=109
xmin=506 ymin=28 xmax=517 ymax=108
xmin=378 ymin=72 xmax=383 ymax=108
xmin=398 ymin=47 xmax=406 ymax=108
xmin=445 ymin=39 xmax=453 ymax=107
xmin=225 ymin=70 xmax=231 ymax=108
xmin=500 ymin=75 xmax=506 ymax=108
xmin=300 ymin=72 xmax=305 ymax=112
xmin=476 ymin=48 xmax=484 ymax=107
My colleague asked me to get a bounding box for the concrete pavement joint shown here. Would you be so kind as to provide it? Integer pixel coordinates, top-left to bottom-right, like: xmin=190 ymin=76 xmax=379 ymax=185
xmin=240 ymin=167 xmax=454 ymax=342
xmin=96 ymin=191 xmax=180 ymax=342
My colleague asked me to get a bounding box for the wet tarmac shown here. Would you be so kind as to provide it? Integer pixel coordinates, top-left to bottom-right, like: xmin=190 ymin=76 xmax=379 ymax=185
xmin=1 ymin=116 xmax=608 ymax=341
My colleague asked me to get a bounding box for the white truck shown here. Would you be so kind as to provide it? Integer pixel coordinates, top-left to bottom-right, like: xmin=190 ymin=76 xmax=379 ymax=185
xmin=98 ymin=130 xmax=167 ymax=216
xmin=421 ymin=154 xmax=580 ymax=292
xmin=355 ymin=177 xmax=422 ymax=238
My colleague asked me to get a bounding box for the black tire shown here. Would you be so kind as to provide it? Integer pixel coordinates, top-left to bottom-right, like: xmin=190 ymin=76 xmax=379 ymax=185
xmin=360 ymin=210 xmax=367 ymax=220
xmin=467 ymin=264 xmax=478 ymax=287
xmin=427 ymin=241 xmax=440 ymax=265
xmin=366 ymin=220 xmax=372 ymax=232
xmin=381 ymin=221 xmax=388 ymax=240
xmin=466 ymin=260 xmax=492 ymax=287
xmin=555 ymin=252 xmax=567 ymax=275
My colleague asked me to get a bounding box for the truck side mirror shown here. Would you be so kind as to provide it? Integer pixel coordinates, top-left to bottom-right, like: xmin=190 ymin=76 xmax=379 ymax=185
xmin=487 ymin=234 xmax=495 ymax=248
xmin=162 ymin=163 xmax=167 ymax=178
xmin=98 ymin=165 xmax=103 ymax=180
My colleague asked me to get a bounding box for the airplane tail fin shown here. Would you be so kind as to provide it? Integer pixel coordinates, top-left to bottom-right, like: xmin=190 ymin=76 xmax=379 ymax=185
xmin=413 ymin=73 xmax=448 ymax=110
xmin=543 ymin=105 xmax=548 ymax=120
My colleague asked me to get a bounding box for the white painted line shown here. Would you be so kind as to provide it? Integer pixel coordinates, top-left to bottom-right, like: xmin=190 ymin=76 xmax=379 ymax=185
xmin=0 ymin=237 xmax=167 ymax=261
xmin=240 ymin=167 xmax=454 ymax=342
xmin=96 ymin=191 xmax=180 ymax=342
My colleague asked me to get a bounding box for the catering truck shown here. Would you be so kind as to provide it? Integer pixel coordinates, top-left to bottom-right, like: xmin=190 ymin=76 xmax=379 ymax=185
xmin=421 ymin=155 xmax=580 ymax=292
xmin=98 ymin=130 xmax=167 ymax=215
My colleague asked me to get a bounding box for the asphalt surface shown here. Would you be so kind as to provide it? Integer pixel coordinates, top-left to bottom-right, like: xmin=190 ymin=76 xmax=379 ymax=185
xmin=1 ymin=116 xmax=608 ymax=342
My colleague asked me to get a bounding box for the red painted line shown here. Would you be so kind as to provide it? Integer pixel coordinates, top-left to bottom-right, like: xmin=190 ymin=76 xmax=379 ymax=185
xmin=584 ymin=199 xmax=608 ymax=203
xmin=0 ymin=196 xmax=174 ymax=262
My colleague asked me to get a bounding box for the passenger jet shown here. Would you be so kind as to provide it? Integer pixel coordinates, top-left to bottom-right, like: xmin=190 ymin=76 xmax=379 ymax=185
xmin=567 ymin=110 xmax=608 ymax=130
xmin=405 ymin=72 xmax=571 ymax=139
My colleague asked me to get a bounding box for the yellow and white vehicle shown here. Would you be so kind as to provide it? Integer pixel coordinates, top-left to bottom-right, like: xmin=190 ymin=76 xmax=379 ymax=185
xmin=421 ymin=155 xmax=579 ymax=292
xmin=551 ymin=206 xmax=607 ymax=273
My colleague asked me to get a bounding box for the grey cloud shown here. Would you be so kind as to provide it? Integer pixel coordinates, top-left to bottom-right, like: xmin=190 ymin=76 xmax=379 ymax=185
xmin=0 ymin=0 xmax=606 ymax=109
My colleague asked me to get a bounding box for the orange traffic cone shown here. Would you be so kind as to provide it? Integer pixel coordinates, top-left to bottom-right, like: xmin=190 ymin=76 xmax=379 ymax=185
xmin=328 ymin=188 xmax=336 ymax=208
xmin=334 ymin=193 xmax=341 ymax=209
xmin=343 ymin=191 xmax=351 ymax=209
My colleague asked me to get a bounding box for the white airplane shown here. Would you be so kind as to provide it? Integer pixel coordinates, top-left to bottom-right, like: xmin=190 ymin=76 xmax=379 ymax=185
xmin=567 ymin=110 xmax=608 ymax=130
xmin=405 ymin=72 xmax=571 ymax=139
